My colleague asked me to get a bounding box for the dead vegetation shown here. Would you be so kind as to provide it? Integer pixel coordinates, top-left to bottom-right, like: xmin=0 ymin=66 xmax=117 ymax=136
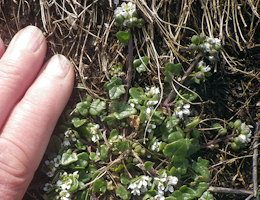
xmin=0 ymin=0 xmax=259 ymax=199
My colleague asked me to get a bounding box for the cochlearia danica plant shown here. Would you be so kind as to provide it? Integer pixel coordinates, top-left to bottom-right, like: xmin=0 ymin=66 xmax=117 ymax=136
xmin=42 ymin=2 xmax=254 ymax=200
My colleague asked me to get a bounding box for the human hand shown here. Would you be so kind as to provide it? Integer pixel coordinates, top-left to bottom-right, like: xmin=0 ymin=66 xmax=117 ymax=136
xmin=0 ymin=26 xmax=74 ymax=199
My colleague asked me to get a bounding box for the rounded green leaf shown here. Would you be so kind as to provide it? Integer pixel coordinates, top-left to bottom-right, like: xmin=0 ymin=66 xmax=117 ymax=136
xmin=89 ymin=99 xmax=106 ymax=116
xmin=72 ymin=117 xmax=87 ymax=128
xmin=61 ymin=151 xmax=78 ymax=166
xmin=109 ymin=85 xmax=126 ymax=100
xmin=116 ymin=31 xmax=131 ymax=46
xmin=163 ymin=139 xmax=191 ymax=162
xmin=76 ymin=101 xmax=91 ymax=116
xmin=116 ymin=184 xmax=130 ymax=200
xmin=165 ymin=62 xmax=182 ymax=76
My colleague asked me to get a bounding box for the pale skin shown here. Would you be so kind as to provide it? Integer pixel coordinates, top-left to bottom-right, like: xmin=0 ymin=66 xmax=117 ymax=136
xmin=0 ymin=26 xmax=74 ymax=199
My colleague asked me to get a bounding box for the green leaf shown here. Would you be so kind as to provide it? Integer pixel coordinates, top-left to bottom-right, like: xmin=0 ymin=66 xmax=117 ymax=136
xmin=120 ymin=174 xmax=131 ymax=185
xmin=185 ymin=117 xmax=201 ymax=129
xmin=192 ymin=157 xmax=210 ymax=182
xmin=170 ymin=159 xmax=189 ymax=175
xmin=103 ymin=114 xmax=118 ymax=127
xmin=110 ymin=164 xmax=124 ymax=173
xmin=75 ymin=140 xmax=86 ymax=150
xmin=72 ymin=117 xmax=87 ymax=128
xmin=144 ymin=161 xmax=155 ymax=171
xmin=165 ymin=63 xmax=182 ymax=76
xmin=191 ymin=35 xmax=201 ymax=45
xmin=116 ymin=184 xmax=130 ymax=200
xmin=199 ymin=191 xmax=215 ymax=200
xmin=168 ymin=131 xmax=184 ymax=142
xmin=187 ymin=138 xmax=200 ymax=156
xmin=133 ymin=56 xmax=149 ymax=73
xmin=100 ymin=145 xmax=109 ymax=161
xmin=115 ymin=140 xmax=131 ymax=152
xmin=93 ymin=178 xmax=107 ymax=193
xmin=76 ymin=101 xmax=91 ymax=116
xmin=110 ymin=101 xmax=137 ymax=120
xmin=172 ymin=182 xmax=208 ymax=200
xmin=89 ymin=99 xmax=106 ymax=116
xmin=68 ymin=174 xmax=79 ymax=192
xmin=61 ymin=151 xmax=78 ymax=166
xmin=129 ymin=87 xmax=145 ymax=99
xmin=78 ymin=170 xmax=90 ymax=183
xmin=89 ymin=152 xmax=100 ymax=161
xmin=163 ymin=139 xmax=191 ymax=162
xmin=75 ymin=152 xmax=88 ymax=169
xmin=109 ymin=85 xmax=126 ymax=100
xmin=105 ymin=77 xmax=122 ymax=90
xmin=116 ymin=31 xmax=131 ymax=46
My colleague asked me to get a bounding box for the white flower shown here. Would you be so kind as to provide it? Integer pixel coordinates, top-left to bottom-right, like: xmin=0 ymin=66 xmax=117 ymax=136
xmin=237 ymin=134 xmax=251 ymax=143
xmin=56 ymin=178 xmax=72 ymax=190
xmin=121 ymin=2 xmax=136 ymax=16
xmin=146 ymin=107 xmax=152 ymax=114
xmin=63 ymin=130 xmax=77 ymax=146
xmin=145 ymin=86 xmax=160 ymax=98
xmin=128 ymin=176 xmax=152 ymax=196
xmin=200 ymin=42 xmax=211 ymax=52
xmin=63 ymin=140 xmax=71 ymax=147
xmin=56 ymin=171 xmax=79 ymax=193
xmin=59 ymin=190 xmax=71 ymax=200
xmin=151 ymin=139 xmax=162 ymax=152
xmin=43 ymin=183 xmax=52 ymax=192
xmin=45 ymin=155 xmax=61 ymax=177
xmin=147 ymin=100 xmax=159 ymax=106
xmin=114 ymin=2 xmax=136 ymax=19
xmin=154 ymin=194 xmax=165 ymax=200
xmin=203 ymin=65 xmax=211 ymax=72
xmin=113 ymin=0 xmax=119 ymax=5
xmin=207 ymin=37 xmax=221 ymax=46
xmin=175 ymin=103 xmax=191 ymax=119
xmin=168 ymin=176 xmax=178 ymax=185
xmin=91 ymin=134 xmax=100 ymax=143
xmin=154 ymin=172 xmax=178 ymax=196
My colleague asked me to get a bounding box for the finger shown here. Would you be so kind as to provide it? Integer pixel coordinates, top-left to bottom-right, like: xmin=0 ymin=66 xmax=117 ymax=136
xmin=0 ymin=37 xmax=5 ymax=57
xmin=0 ymin=26 xmax=46 ymax=128
xmin=0 ymin=55 xmax=74 ymax=199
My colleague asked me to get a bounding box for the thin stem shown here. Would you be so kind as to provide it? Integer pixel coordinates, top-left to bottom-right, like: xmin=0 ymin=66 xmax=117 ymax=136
xmin=163 ymin=52 xmax=203 ymax=107
xmin=124 ymin=32 xmax=134 ymax=101
xmin=252 ymin=123 xmax=259 ymax=200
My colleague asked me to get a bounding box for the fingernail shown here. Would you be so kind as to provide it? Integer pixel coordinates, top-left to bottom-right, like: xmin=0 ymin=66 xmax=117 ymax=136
xmin=45 ymin=54 xmax=71 ymax=78
xmin=10 ymin=26 xmax=44 ymax=52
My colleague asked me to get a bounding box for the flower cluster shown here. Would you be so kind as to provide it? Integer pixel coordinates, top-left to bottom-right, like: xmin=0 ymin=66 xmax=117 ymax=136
xmin=128 ymin=175 xmax=152 ymax=196
xmin=151 ymin=139 xmax=162 ymax=152
xmin=145 ymin=86 xmax=160 ymax=98
xmin=114 ymin=2 xmax=144 ymax=28
xmin=174 ymin=101 xmax=191 ymax=119
xmin=128 ymin=172 xmax=178 ymax=199
xmin=87 ymin=123 xmax=102 ymax=143
xmin=63 ymin=130 xmax=77 ymax=147
xmin=154 ymin=171 xmax=178 ymax=199
xmin=193 ymin=60 xmax=212 ymax=84
xmin=55 ymin=171 xmax=79 ymax=200
xmin=110 ymin=63 xmax=125 ymax=77
xmin=189 ymin=34 xmax=221 ymax=62
xmin=45 ymin=155 xmax=61 ymax=177
xmin=231 ymin=120 xmax=253 ymax=150
xmin=200 ymin=37 xmax=221 ymax=56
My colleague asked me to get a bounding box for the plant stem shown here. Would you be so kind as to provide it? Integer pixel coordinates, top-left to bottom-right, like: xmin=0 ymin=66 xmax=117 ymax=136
xmin=163 ymin=52 xmax=203 ymax=107
xmin=252 ymin=123 xmax=259 ymax=200
xmin=124 ymin=33 xmax=134 ymax=101
xmin=208 ymin=186 xmax=253 ymax=195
